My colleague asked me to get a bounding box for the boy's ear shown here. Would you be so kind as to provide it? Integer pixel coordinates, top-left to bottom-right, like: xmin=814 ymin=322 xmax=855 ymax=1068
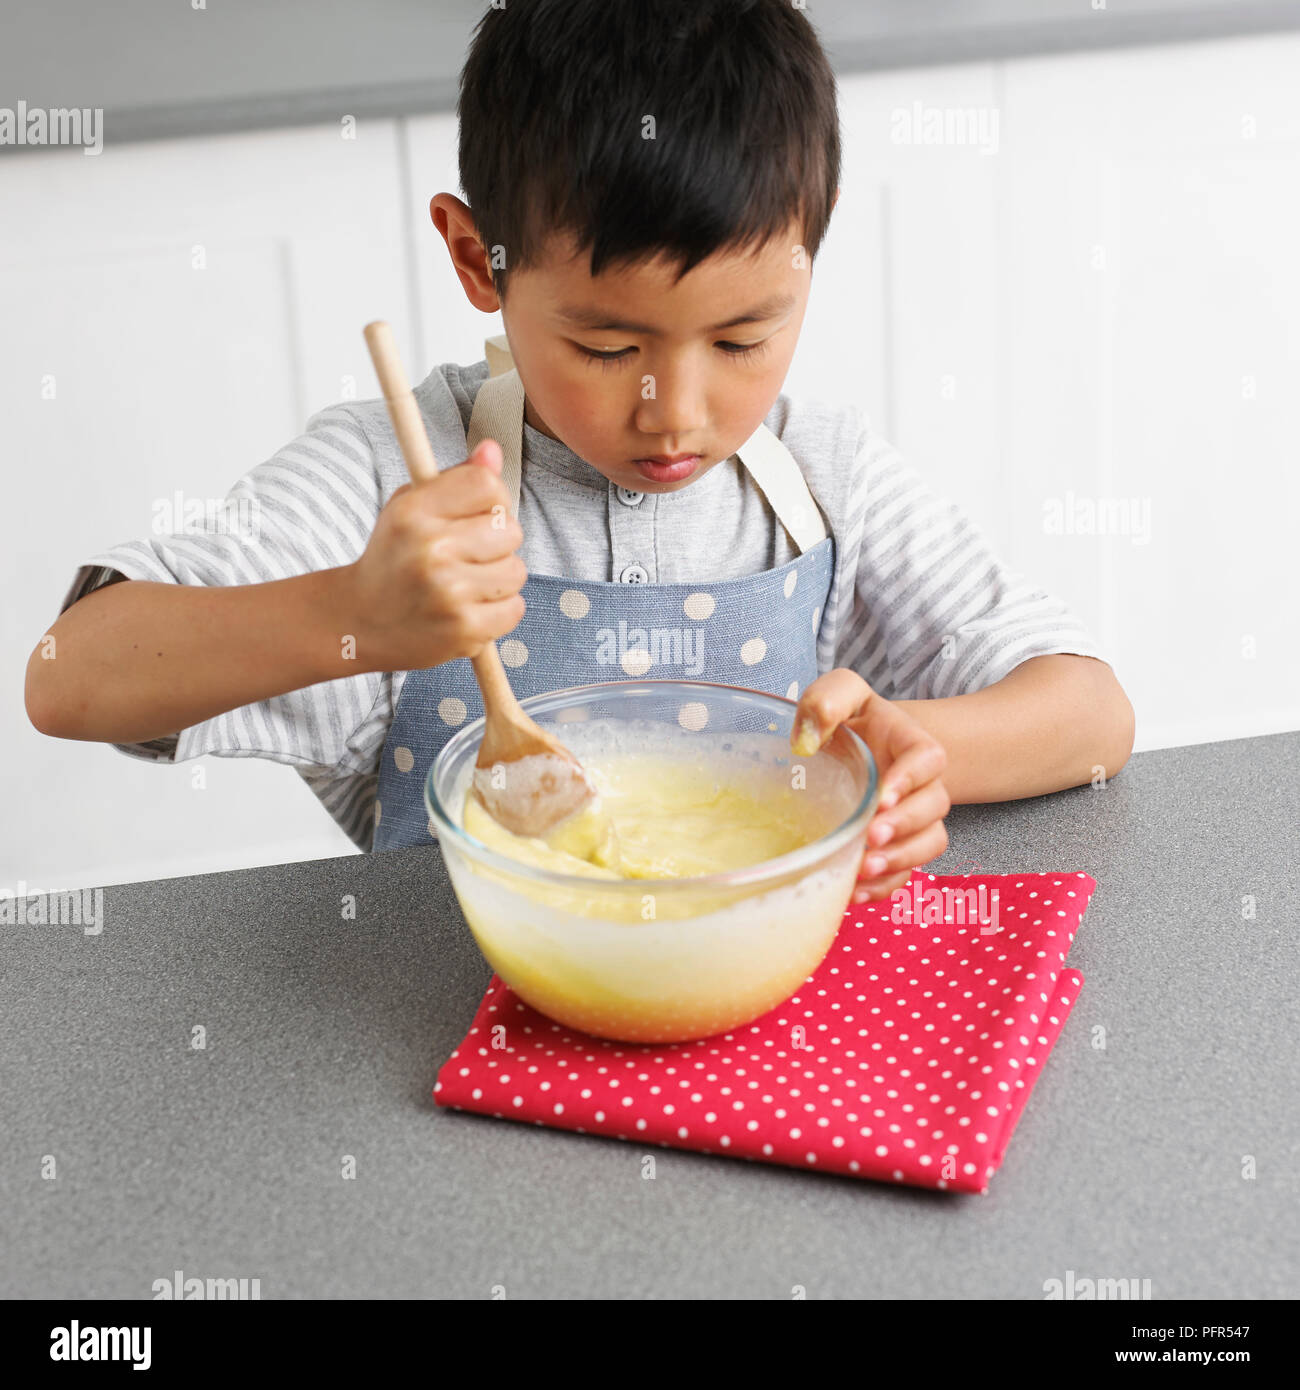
xmin=832 ymin=186 xmax=841 ymax=211
xmin=430 ymin=192 xmax=501 ymax=312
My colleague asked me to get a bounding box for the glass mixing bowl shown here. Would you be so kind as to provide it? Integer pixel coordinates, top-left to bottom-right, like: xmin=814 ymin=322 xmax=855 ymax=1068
xmin=426 ymin=680 xmax=878 ymax=1044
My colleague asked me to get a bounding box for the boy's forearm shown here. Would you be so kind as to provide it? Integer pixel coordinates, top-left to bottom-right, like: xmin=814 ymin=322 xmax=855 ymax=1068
xmin=891 ymin=654 xmax=1135 ymax=804
xmin=26 ymin=566 xmax=368 ymax=744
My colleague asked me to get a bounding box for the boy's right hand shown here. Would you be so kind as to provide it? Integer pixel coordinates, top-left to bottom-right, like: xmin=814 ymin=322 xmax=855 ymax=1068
xmin=345 ymin=438 xmax=527 ymax=671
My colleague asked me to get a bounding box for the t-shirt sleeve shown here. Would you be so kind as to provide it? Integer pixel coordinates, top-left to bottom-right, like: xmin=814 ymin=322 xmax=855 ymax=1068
xmin=59 ymin=404 xmax=392 ymax=777
xmin=835 ymin=426 xmax=1112 ymax=700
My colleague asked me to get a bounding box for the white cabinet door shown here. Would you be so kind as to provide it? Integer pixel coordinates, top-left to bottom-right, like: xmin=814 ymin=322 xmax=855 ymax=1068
xmin=806 ymin=64 xmax=1003 ymax=552
xmin=1 ymin=120 xmax=412 ymax=889
xmin=1000 ymin=34 xmax=1300 ymax=748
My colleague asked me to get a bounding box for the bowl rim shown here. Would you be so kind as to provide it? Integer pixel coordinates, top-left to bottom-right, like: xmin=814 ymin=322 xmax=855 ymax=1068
xmin=423 ymin=679 xmax=878 ymax=893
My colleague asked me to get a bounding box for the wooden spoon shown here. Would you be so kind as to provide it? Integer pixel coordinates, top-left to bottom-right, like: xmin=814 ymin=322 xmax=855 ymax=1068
xmin=363 ymin=321 xmax=617 ymax=864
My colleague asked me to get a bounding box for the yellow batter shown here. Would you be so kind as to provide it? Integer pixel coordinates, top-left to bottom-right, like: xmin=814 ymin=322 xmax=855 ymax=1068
xmin=462 ymin=754 xmax=821 ymax=879
xmin=448 ymin=747 xmax=867 ymax=1043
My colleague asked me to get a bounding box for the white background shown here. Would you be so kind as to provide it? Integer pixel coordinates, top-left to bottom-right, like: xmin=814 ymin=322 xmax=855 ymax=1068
xmin=3 ymin=34 xmax=1297 ymax=892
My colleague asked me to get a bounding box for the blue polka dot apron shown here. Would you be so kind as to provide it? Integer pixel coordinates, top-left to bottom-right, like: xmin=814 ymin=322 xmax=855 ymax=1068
xmin=372 ymin=335 xmax=835 ymax=851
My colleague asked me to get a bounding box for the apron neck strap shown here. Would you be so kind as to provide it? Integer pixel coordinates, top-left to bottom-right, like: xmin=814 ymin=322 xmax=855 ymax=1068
xmin=465 ymin=334 xmax=828 ymax=552
xmin=465 ymin=355 xmax=526 ymax=519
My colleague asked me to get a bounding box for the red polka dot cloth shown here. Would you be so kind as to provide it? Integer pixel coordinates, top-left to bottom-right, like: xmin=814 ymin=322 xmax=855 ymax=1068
xmin=433 ymin=870 xmax=1093 ymax=1193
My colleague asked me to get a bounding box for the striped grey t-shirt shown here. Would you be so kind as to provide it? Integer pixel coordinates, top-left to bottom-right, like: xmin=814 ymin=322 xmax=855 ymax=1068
xmin=61 ymin=356 xmax=1109 ymax=850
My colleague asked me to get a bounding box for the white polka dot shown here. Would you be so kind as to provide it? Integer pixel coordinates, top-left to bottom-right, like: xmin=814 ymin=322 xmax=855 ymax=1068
xmin=739 ymin=637 xmax=767 ymax=666
xmin=786 ymin=680 xmax=798 ymax=699
xmin=620 ymin=647 xmax=652 ymax=676
xmin=499 ymin=639 xmax=528 ymax=668
xmin=811 ymin=605 xmax=822 ymax=634
xmin=678 ymin=702 xmax=708 ymax=731
xmin=683 ymin=592 xmax=715 ymax=621
xmin=373 ymin=799 xmax=382 ymax=824
xmin=784 ymin=570 xmax=797 ymax=598
xmin=438 ymin=697 xmax=467 ymax=726
xmin=393 ymin=745 xmax=415 ymax=774
xmin=558 ymin=589 xmax=590 ymax=619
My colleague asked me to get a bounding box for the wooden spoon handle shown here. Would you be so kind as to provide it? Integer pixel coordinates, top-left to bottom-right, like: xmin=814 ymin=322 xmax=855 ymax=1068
xmin=363 ymin=319 xmax=519 ymax=712
xmin=363 ymin=320 xmax=440 ymax=482
xmin=468 ymin=641 xmax=520 ymax=722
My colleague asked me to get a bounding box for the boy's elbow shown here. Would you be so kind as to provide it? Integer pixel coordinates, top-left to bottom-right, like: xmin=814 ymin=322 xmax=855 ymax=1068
xmin=25 ymin=645 xmax=77 ymax=739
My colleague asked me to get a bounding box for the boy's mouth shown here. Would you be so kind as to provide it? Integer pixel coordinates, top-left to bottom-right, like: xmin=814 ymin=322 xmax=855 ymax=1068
xmin=631 ymin=454 xmax=700 ymax=483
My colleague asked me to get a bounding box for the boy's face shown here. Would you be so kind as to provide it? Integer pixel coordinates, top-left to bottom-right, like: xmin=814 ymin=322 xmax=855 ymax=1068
xmin=437 ymin=198 xmax=813 ymax=493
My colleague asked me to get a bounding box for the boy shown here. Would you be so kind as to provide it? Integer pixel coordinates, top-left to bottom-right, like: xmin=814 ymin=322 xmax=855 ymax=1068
xmin=25 ymin=0 xmax=1134 ymax=905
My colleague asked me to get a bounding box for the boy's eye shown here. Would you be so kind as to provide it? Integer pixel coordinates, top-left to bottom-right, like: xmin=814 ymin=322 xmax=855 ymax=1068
xmin=578 ymin=345 xmax=635 ymax=362
xmin=717 ymin=340 xmax=770 ymax=362
xmin=576 ymin=340 xmax=770 ymax=366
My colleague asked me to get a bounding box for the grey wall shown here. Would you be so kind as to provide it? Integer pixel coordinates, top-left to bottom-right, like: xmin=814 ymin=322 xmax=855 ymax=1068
xmin=3 ymin=0 xmax=1300 ymax=149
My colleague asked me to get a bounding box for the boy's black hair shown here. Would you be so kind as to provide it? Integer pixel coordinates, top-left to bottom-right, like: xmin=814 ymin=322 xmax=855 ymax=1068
xmin=457 ymin=0 xmax=841 ymax=302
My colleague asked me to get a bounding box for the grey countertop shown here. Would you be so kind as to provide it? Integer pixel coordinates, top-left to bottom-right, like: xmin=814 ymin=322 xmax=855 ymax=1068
xmin=1 ymin=730 xmax=1296 ymax=1300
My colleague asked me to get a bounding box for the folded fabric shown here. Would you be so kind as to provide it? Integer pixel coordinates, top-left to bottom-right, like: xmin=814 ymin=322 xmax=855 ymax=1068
xmin=434 ymin=870 xmax=1093 ymax=1193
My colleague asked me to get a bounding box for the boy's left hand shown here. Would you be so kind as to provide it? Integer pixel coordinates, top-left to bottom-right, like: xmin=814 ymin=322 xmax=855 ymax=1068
xmin=792 ymin=669 xmax=950 ymax=904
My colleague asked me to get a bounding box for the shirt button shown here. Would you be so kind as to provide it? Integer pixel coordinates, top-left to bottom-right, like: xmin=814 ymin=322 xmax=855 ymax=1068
xmin=619 ymin=563 xmax=650 ymax=584
xmin=616 ymin=486 xmax=644 ymax=506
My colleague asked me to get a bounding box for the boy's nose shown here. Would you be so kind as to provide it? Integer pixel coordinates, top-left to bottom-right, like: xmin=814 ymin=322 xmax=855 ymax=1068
xmin=633 ymin=377 xmax=708 ymax=441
